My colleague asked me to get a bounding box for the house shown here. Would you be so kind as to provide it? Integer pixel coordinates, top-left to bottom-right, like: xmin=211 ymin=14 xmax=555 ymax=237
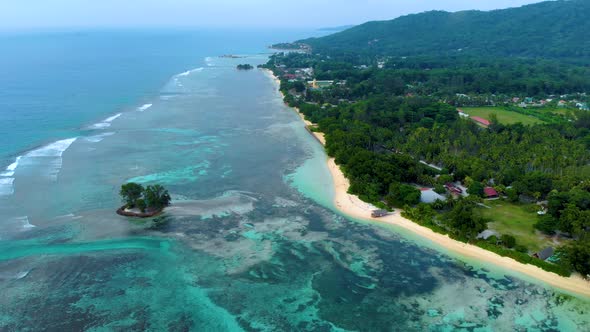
xmin=533 ymin=247 xmax=554 ymax=261
xmin=301 ymin=68 xmax=314 ymax=76
xmin=558 ymin=100 xmax=567 ymax=107
xmin=471 ymin=116 xmax=491 ymax=127
xmin=457 ymin=109 xmax=469 ymax=118
xmin=420 ymin=188 xmax=447 ymax=204
xmin=445 ymin=183 xmax=463 ymax=195
xmin=307 ymin=79 xmax=334 ymax=89
xmin=477 ymin=230 xmax=500 ymax=240
xmin=371 ymin=209 xmax=389 ymax=218
xmin=484 ymin=187 xmax=499 ymax=199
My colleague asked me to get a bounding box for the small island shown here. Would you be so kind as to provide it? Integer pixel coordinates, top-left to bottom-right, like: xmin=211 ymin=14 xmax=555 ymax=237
xmin=236 ymin=64 xmax=254 ymax=71
xmin=117 ymin=182 xmax=171 ymax=218
xmin=220 ymin=54 xmax=244 ymax=59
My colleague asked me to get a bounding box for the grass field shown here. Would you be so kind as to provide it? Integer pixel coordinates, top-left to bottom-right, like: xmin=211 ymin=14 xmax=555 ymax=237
xmin=461 ymin=107 xmax=545 ymax=125
xmin=478 ymin=200 xmax=554 ymax=252
xmin=535 ymin=107 xmax=574 ymax=117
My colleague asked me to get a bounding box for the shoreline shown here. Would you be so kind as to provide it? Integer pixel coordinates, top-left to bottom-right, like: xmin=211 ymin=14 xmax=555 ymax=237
xmin=262 ymin=68 xmax=590 ymax=298
xmin=116 ymin=206 xmax=163 ymax=218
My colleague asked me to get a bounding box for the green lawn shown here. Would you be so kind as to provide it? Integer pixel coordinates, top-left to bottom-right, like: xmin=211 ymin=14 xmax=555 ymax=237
xmin=478 ymin=200 xmax=553 ymax=252
xmin=534 ymin=107 xmax=574 ymax=117
xmin=461 ymin=107 xmax=545 ymax=125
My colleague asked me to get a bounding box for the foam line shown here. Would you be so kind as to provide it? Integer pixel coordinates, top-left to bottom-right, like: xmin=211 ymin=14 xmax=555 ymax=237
xmin=1 ymin=156 xmax=22 ymax=176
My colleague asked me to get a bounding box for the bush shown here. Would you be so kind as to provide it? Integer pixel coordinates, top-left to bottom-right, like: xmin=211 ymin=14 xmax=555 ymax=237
xmin=467 ymin=182 xmax=485 ymax=197
xmin=386 ymin=183 xmax=421 ymax=207
xmin=506 ymin=187 xmax=519 ymax=202
xmin=535 ymin=215 xmax=559 ymax=235
xmin=434 ymin=184 xmax=446 ymax=195
xmin=515 ymin=245 xmax=528 ymax=253
xmin=486 ymin=235 xmax=498 ymax=245
xmin=476 ymin=241 xmax=571 ymax=276
xmin=432 ymin=199 xmax=446 ymax=210
xmin=501 ymin=234 xmax=517 ymax=248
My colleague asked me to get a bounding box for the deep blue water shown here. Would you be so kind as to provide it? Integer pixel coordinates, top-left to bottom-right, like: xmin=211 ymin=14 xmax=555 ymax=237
xmin=0 ymin=29 xmax=320 ymax=164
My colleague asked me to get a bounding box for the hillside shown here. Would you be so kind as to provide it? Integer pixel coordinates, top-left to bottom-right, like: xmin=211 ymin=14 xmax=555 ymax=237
xmin=302 ymin=0 xmax=590 ymax=63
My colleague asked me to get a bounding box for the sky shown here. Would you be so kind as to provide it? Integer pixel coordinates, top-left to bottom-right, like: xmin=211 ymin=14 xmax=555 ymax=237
xmin=0 ymin=0 xmax=544 ymax=30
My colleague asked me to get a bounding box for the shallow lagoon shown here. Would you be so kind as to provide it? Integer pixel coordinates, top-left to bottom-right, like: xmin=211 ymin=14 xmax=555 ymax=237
xmin=1 ymin=50 xmax=590 ymax=331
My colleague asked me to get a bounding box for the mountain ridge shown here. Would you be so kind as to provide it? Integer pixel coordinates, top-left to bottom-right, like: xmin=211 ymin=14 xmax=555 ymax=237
xmin=301 ymin=0 xmax=590 ymax=63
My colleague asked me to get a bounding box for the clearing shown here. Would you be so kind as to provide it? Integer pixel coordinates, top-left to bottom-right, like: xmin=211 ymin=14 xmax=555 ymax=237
xmin=461 ymin=107 xmax=544 ymax=125
xmin=478 ymin=200 xmax=557 ymax=252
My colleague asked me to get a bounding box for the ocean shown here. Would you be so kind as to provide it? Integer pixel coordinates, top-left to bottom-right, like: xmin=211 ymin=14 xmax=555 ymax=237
xmin=0 ymin=29 xmax=589 ymax=331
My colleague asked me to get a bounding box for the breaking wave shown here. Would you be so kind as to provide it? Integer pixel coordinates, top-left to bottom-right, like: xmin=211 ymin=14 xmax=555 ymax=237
xmin=26 ymin=138 xmax=78 ymax=158
xmin=0 ymin=156 xmax=21 ymax=177
xmin=85 ymin=132 xmax=115 ymax=143
xmin=137 ymin=103 xmax=153 ymax=112
xmin=23 ymin=138 xmax=78 ymax=180
xmin=177 ymin=67 xmax=204 ymax=77
xmin=89 ymin=113 xmax=122 ymax=129
xmin=0 ymin=270 xmax=30 ymax=280
xmin=3 ymin=216 xmax=36 ymax=231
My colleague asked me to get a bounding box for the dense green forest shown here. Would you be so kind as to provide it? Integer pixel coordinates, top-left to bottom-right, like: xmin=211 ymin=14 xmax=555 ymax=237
xmin=264 ymin=0 xmax=590 ymax=277
xmin=301 ymin=0 xmax=590 ymax=64
xmin=269 ymin=52 xmax=590 ymax=98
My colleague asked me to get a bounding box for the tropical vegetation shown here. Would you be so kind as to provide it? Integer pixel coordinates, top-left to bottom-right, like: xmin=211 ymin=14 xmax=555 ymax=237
xmin=264 ymin=0 xmax=590 ymax=278
xmin=120 ymin=183 xmax=171 ymax=213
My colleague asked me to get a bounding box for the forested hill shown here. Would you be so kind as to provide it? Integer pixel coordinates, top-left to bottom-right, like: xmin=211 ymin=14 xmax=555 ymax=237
xmin=302 ymin=0 xmax=590 ymax=63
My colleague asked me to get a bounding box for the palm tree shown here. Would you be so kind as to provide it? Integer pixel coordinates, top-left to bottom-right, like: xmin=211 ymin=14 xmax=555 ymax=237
xmin=120 ymin=182 xmax=144 ymax=208
xmin=144 ymin=185 xmax=172 ymax=210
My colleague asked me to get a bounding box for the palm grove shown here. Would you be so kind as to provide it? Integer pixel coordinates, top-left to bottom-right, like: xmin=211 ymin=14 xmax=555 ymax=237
xmin=120 ymin=183 xmax=171 ymax=213
xmin=264 ymin=0 xmax=590 ymax=278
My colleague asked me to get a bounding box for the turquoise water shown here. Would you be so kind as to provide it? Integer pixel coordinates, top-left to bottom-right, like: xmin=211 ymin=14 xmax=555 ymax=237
xmin=1 ymin=30 xmax=590 ymax=331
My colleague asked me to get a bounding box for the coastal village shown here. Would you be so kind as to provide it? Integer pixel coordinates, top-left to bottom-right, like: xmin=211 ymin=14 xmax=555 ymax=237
xmin=265 ymin=47 xmax=590 ymax=273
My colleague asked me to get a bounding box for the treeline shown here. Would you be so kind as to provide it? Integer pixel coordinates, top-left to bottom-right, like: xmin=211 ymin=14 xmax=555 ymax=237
xmin=266 ymin=52 xmax=590 ymax=98
xmin=381 ymin=57 xmax=590 ymax=96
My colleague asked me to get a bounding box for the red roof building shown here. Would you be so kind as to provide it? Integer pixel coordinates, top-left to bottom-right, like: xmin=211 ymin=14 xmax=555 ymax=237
xmin=471 ymin=116 xmax=491 ymax=127
xmin=484 ymin=187 xmax=499 ymax=198
xmin=445 ymin=183 xmax=463 ymax=195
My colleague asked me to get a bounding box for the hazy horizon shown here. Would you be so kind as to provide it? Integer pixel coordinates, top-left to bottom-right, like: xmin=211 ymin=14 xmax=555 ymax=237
xmin=0 ymin=0 xmax=543 ymax=31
